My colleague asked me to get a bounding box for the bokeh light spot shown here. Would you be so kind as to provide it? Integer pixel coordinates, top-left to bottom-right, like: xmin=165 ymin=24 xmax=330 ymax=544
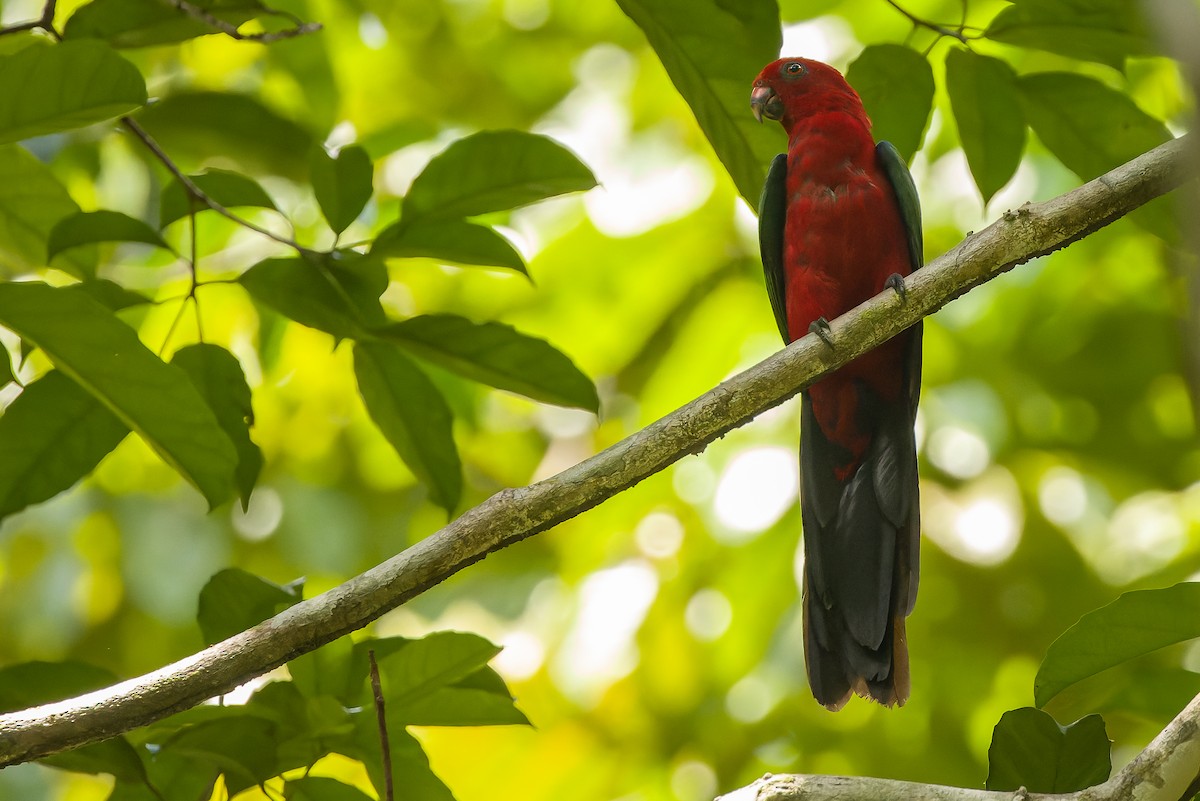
xmin=712 ymin=447 xmax=797 ymax=539
xmin=685 ymin=588 xmax=732 ymax=641
xmin=635 ymin=511 xmax=685 ymax=559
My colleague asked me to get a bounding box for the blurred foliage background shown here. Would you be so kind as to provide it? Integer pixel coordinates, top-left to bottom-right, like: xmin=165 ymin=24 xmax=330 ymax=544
xmin=0 ymin=0 xmax=1197 ymax=799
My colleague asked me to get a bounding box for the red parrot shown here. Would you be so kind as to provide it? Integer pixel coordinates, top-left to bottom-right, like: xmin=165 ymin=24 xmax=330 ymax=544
xmin=750 ymin=58 xmax=922 ymax=709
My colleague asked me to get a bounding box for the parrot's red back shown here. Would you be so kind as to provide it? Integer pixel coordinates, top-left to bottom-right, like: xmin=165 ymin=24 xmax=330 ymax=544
xmin=752 ymin=58 xmax=923 ymax=709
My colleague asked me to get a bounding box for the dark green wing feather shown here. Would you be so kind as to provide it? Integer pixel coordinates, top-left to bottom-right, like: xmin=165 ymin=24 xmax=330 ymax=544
xmin=876 ymin=141 xmax=922 ymax=271
xmin=758 ymin=153 xmax=789 ymax=344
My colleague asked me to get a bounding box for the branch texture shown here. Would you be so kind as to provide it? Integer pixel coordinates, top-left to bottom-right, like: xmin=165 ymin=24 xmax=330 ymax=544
xmin=0 ymin=136 xmax=1194 ymax=767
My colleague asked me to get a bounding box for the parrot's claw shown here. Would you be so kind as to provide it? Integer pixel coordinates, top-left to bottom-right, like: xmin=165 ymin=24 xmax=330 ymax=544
xmin=809 ymin=317 xmax=834 ymax=348
xmin=885 ymin=273 xmax=907 ymax=302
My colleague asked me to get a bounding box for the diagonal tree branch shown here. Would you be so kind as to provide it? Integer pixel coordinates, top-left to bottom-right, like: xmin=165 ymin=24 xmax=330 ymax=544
xmin=0 ymin=135 xmax=1194 ymax=768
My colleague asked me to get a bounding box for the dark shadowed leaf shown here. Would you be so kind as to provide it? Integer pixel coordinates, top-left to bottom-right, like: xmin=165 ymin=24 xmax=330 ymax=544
xmin=374 ymin=314 xmax=598 ymax=411
xmin=171 ymin=344 xmax=262 ymax=507
xmin=66 ymin=279 xmax=152 ymax=311
xmin=944 ymin=49 xmax=1026 ymax=203
xmin=1035 ymin=583 xmax=1200 ymax=707
xmin=0 ymin=346 xmax=13 ymax=388
xmin=159 ymin=168 xmax=278 ymax=228
xmin=371 ymin=218 xmax=527 ymax=274
xmin=987 ymin=708 xmax=1110 ymax=792
xmin=196 ymin=568 xmax=302 ymax=645
xmin=352 ymin=341 xmax=461 ymax=511
xmin=846 ymin=44 xmax=934 ymax=162
xmin=984 ymin=0 xmax=1151 ymax=70
xmin=614 ymin=0 xmax=782 ymax=206
xmin=0 ymin=40 xmax=146 ymax=143
xmin=0 ymin=371 xmax=129 ymax=520
xmin=0 ymin=143 xmax=96 ymax=278
xmin=239 ymin=254 xmax=387 ymax=339
xmin=159 ymin=715 xmax=281 ymax=795
xmin=0 ymin=283 xmax=237 ymax=508
xmin=403 ymin=130 xmax=596 ymax=223
xmin=64 ymin=0 xmax=264 ymax=48
xmin=311 ymin=145 xmax=373 ymax=235
xmin=285 ymin=776 xmax=374 ymax=801
xmin=47 ymin=210 xmax=171 ymax=260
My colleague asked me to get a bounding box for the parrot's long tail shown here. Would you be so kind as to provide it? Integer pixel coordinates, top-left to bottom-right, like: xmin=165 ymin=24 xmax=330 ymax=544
xmin=797 ymin=344 xmax=921 ymax=710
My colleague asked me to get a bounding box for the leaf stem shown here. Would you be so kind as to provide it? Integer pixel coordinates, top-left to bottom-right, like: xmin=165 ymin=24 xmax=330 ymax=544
xmin=163 ymin=0 xmax=322 ymax=43
xmin=883 ymin=0 xmax=969 ymax=43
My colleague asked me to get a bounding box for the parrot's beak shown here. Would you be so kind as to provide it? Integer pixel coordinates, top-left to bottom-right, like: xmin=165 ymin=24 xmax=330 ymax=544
xmin=750 ymin=85 xmax=782 ymax=123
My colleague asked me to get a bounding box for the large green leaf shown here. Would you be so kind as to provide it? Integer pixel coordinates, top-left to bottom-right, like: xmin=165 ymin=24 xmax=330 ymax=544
xmin=285 ymin=777 xmax=374 ymax=801
xmin=987 ymin=708 xmax=1110 ymax=792
xmin=352 ymin=342 xmax=461 ymax=511
xmin=159 ymin=715 xmax=281 ymax=795
xmin=1035 ymin=583 xmax=1200 ymax=707
xmin=373 ymin=314 xmax=599 ymax=412
xmin=64 ymin=0 xmax=265 ymax=48
xmin=0 ymin=40 xmax=146 ymax=143
xmin=171 ymin=343 xmax=263 ymax=506
xmin=196 ymin=568 xmax=302 ymax=646
xmin=370 ymin=218 xmax=527 ymax=274
xmin=135 ymin=92 xmax=315 ymax=179
xmin=845 ymin=44 xmax=934 ymax=162
xmin=67 ymin=279 xmax=152 ymax=311
xmin=159 ymin=168 xmax=278 ymax=228
xmin=47 ymin=210 xmax=171 ymax=260
xmin=614 ymin=0 xmax=782 ymax=206
xmin=402 ymin=130 xmax=596 ymax=223
xmin=347 ymin=725 xmax=454 ymax=801
xmin=0 ymin=283 xmax=237 ymax=508
xmin=0 ymin=143 xmax=96 ymax=278
xmin=374 ymin=632 xmax=501 ymax=704
xmin=944 ymin=49 xmax=1026 ymax=203
xmin=0 ymin=371 xmax=129 ymax=520
xmin=984 ymin=0 xmax=1151 ymax=70
xmin=311 ymin=145 xmax=373 ymax=235
xmin=239 ymin=254 xmax=388 ymax=340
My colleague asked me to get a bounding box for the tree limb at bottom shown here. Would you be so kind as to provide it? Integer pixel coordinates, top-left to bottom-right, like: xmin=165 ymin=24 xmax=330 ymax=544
xmin=719 ymin=690 xmax=1200 ymax=801
xmin=0 ymin=136 xmax=1195 ymax=767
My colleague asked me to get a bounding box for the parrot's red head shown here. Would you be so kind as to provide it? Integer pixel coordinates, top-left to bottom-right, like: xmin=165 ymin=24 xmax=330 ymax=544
xmin=750 ymin=58 xmax=870 ymax=133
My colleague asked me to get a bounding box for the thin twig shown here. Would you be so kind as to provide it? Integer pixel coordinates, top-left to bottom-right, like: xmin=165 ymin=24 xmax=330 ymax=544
xmin=368 ymin=651 xmax=394 ymax=801
xmin=884 ymin=0 xmax=968 ymax=43
xmin=165 ymin=0 xmax=321 ymax=43
xmin=0 ymin=0 xmax=59 ymax=39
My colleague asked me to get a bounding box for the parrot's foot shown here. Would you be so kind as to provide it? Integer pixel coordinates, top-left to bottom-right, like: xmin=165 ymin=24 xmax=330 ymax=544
xmin=884 ymin=273 xmax=907 ymax=302
xmin=809 ymin=317 xmax=834 ymax=348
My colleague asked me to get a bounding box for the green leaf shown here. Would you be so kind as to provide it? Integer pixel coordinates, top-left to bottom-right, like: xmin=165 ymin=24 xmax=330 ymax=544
xmin=944 ymin=49 xmax=1026 ymax=203
xmin=987 ymin=708 xmax=1110 ymax=792
xmin=159 ymin=168 xmax=278 ymax=228
xmin=0 ymin=371 xmax=129 ymax=520
xmin=135 ymin=91 xmax=315 ymax=179
xmin=984 ymin=0 xmax=1151 ymax=70
xmin=375 ymin=631 xmax=501 ymax=703
xmin=0 ymin=143 xmax=96 ymax=279
xmin=239 ymin=254 xmax=388 ymax=340
xmin=47 ymin=210 xmax=171 ymax=260
xmin=614 ymin=0 xmax=782 ymax=206
xmin=352 ymin=341 xmax=461 ymax=511
xmin=286 ymin=777 xmax=374 ymax=801
xmin=371 ymin=219 xmax=527 ymax=274
xmin=0 ymin=40 xmax=147 ymax=143
xmin=171 ymin=343 xmax=262 ymax=506
xmin=196 ymin=568 xmax=302 ymax=645
xmin=159 ymin=715 xmax=281 ymax=795
xmin=347 ymin=725 xmax=453 ymax=801
xmin=0 ymin=283 xmax=238 ymax=508
xmin=845 ymin=44 xmax=934 ymax=162
xmin=391 ymin=680 xmax=530 ymax=727
xmin=64 ymin=0 xmax=264 ymax=48
xmin=66 ymin=279 xmax=152 ymax=311
xmin=311 ymin=145 xmax=373 ymax=235
xmin=288 ymin=635 xmax=355 ymax=703
xmin=1035 ymin=582 xmax=1200 ymax=707
xmin=402 ymin=130 xmax=596 ymax=223
xmin=374 ymin=314 xmax=598 ymax=412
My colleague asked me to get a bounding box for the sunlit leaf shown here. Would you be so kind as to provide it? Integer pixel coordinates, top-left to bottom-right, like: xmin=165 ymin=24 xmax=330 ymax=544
xmin=171 ymin=343 xmax=263 ymax=506
xmin=1035 ymin=583 xmax=1200 ymax=707
xmin=614 ymin=0 xmax=782 ymax=206
xmin=0 ymin=40 xmax=146 ymax=143
xmin=987 ymin=708 xmax=1110 ymax=792
xmin=944 ymin=49 xmax=1026 ymax=203
xmin=371 ymin=218 xmax=527 ymax=274
xmin=0 ymin=283 xmax=237 ymax=508
xmin=374 ymin=314 xmax=599 ymax=411
xmin=0 ymin=143 xmax=96 ymax=279
xmin=159 ymin=168 xmax=278 ymax=228
xmin=984 ymin=0 xmax=1151 ymax=70
xmin=239 ymin=254 xmax=387 ymax=340
xmin=64 ymin=0 xmax=264 ymax=48
xmin=352 ymin=342 xmax=461 ymax=511
xmin=845 ymin=44 xmax=934 ymax=162
xmin=285 ymin=776 xmax=374 ymax=801
xmin=196 ymin=568 xmax=302 ymax=645
xmin=47 ymin=210 xmax=171 ymax=260
xmin=403 ymin=130 xmax=596 ymax=222
xmin=311 ymin=144 xmax=373 ymax=235
xmin=0 ymin=371 xmax=129 ymax=520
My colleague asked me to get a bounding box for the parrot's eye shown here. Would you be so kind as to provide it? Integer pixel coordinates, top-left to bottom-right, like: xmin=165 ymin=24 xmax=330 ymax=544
xmin=784 ymin=62 xmax=805 ymax=76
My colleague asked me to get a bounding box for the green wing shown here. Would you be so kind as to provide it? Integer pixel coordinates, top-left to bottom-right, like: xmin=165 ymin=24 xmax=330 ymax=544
xmin=876 ymin=141 xmax=923 ymax=270
xmin=758 ymin=153 xmax=789 ymax=344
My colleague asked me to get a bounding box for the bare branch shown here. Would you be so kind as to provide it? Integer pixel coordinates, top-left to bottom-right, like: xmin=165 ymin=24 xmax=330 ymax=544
xmin=0 ymin=135 xmax=1194 ymax=768
xmin=883 ymin=0 xmax=969 ymax=43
